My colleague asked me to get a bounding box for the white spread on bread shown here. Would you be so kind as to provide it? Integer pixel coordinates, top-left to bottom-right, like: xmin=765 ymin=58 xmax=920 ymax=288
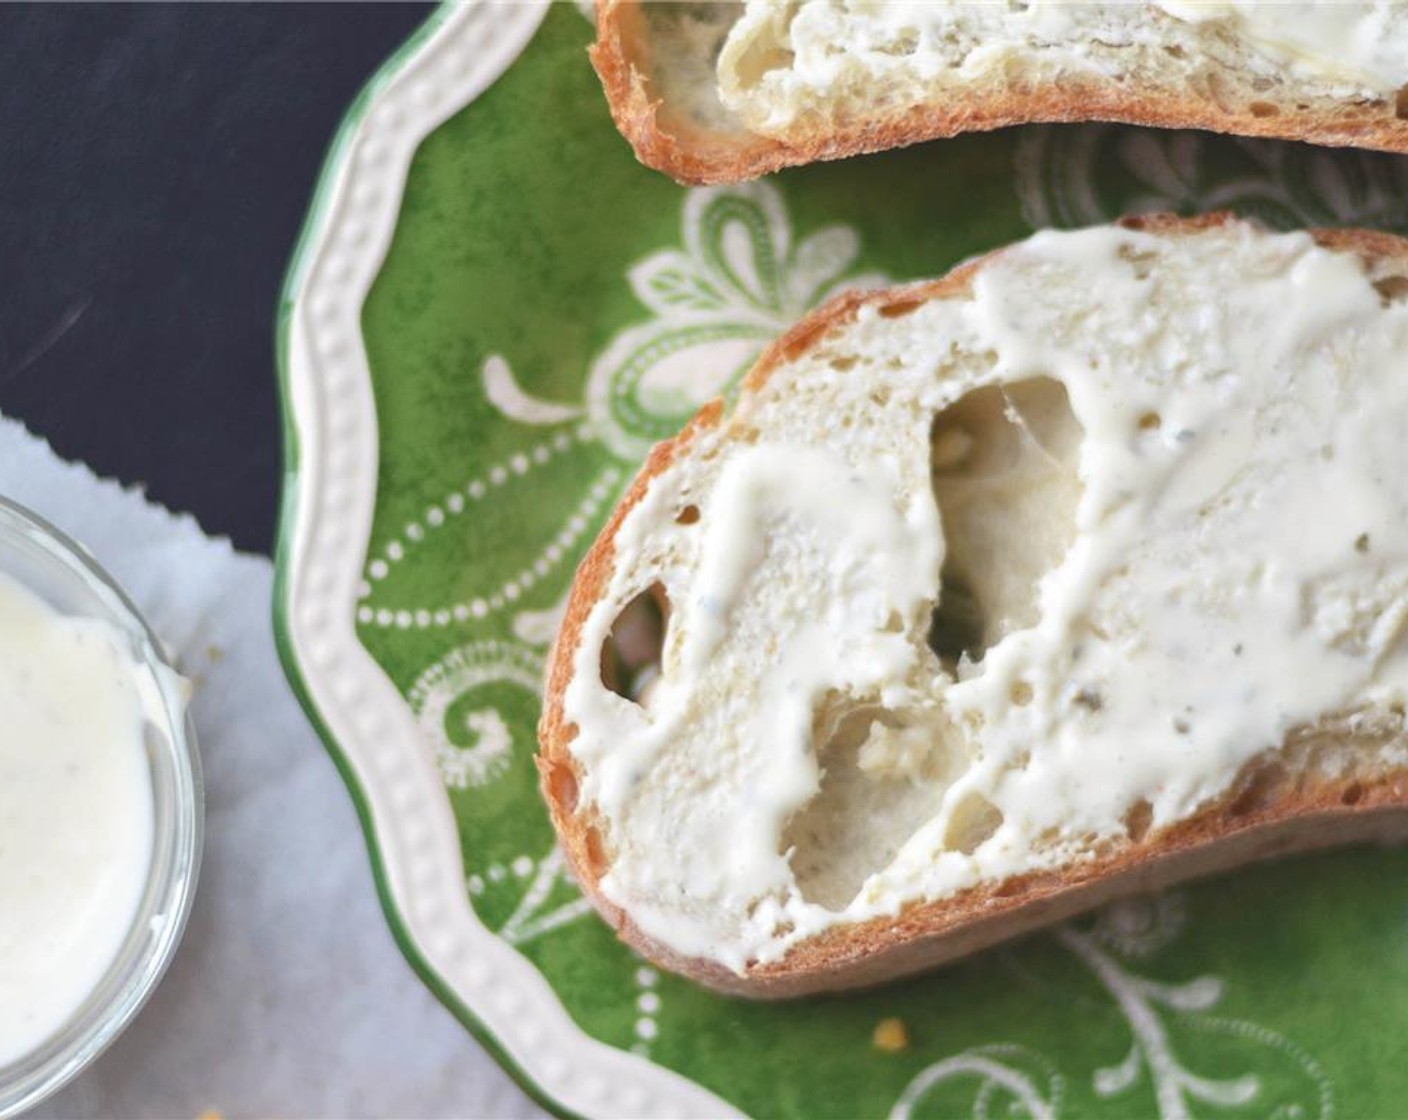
xmin=561 ymin=222 xmax=1408 ymax=972
xmin=718 ymin=1 xmax=1408 ymax=137
xmin=1155 ymin=2 xmax=1405 ymax=90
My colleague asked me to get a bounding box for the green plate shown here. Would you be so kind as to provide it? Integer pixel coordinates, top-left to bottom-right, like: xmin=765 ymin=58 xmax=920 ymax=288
xmin=275 ymin=5 xmax=1408 ymax=1117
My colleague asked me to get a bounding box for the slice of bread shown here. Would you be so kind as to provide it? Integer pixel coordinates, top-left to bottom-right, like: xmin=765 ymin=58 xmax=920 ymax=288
xmin=592 ymin=2 xmax=1408 ymax=185
xmin=538 ymin=214 xmax=1408 ymax=998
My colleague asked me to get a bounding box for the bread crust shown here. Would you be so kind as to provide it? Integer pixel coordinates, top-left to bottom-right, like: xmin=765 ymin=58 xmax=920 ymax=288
xmin=590 ymin=0 xmax=1408 ymax=185
xmin=537 ymin=214 xmax=1408 ymax=998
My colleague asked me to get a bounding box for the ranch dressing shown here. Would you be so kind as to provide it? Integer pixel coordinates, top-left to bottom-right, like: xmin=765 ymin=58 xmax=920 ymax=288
xmin=0 ymin=570 xmax=156 ymax=1067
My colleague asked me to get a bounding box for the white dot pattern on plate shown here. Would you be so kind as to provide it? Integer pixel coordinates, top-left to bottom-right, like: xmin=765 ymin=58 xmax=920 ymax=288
xmin=630 ymin=963 xmax=662 ymax=1055
xmin=357 ymin=436 xmax=622 ymax=631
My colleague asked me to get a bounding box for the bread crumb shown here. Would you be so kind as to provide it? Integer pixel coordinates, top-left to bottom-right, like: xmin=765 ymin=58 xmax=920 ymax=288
xmin=872 ymin=1017 xmax=910 ymax=1052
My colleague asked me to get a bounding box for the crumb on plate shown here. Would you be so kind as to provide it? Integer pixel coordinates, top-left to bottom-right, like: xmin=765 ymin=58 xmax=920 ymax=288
xmin=872 ymin=1017 xmax=910 ymax=1052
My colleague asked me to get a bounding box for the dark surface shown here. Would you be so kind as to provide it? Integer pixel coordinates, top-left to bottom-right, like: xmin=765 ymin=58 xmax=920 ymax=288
xmin=0 ymin=4 xmax=431 ymax=555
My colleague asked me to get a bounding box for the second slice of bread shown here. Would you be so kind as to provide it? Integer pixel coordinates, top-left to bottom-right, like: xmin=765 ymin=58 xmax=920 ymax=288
xmin=593 ymin=2 xmax=1408 ymax=185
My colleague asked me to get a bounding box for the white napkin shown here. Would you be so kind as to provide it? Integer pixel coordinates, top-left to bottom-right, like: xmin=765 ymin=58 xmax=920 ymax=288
xmin=1 ymin=416 xmax=544 ymax=1120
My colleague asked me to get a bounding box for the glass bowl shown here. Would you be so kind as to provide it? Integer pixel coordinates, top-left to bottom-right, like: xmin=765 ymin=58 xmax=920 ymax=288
xmin=0 ymin=497 xmax=203 ymax=1118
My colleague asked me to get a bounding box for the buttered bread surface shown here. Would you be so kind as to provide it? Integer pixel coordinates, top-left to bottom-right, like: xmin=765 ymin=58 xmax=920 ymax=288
xmin=542 ymin=218 xmax=1408 ymax=991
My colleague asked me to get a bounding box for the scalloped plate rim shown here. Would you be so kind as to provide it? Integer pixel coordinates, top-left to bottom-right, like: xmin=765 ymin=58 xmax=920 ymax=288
xmin=271 ymin=5 xmax=738 ymax=1118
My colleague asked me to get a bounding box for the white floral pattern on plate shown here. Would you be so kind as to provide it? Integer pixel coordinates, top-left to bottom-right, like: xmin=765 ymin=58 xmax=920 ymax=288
xmin=357 ymin=179 xmax=886 ymax=636
xmin=485 ymin=179 xmax=888 ymax=458
xmin=1017 ymin=124 xmax=1408 ymax=232
xmin=897 ymin=897 xmax=1331 ymax=1120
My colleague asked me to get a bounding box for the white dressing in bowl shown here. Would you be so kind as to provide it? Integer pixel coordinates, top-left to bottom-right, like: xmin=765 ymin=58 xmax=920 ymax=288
xmin=0 ymin=498 xmax=199 ymax=1120
xmin=0 ymin=569 xmax=158 ymax=1067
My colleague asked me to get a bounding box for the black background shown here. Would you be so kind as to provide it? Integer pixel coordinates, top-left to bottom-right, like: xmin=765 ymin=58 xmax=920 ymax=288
xmin=0 ymin=4 xmax=431 ymax=555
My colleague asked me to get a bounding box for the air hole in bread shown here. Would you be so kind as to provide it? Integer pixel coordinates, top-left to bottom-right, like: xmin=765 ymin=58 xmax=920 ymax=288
xmin=873 ymin=26 xmax=920 ymax=57
xmin=725 ymin=9 xmax=794 ymax=92
xmin=1341 ymin=781 xmax=1365 ymax=805
xmin=1118 ymin=244 xmax=1159 ymax=279
xmin=879 ymin=298 xmax=925 ymax=320
xmin=1249 ymin=101 xmax=1278 ymax=118
xmin=546 ymin=761 xmax=579 ymax=815
xmin=945 ymin=791 xmax=1004 ymax=855
xmin=583 ymin=826 xmax=608 ymax=878
xmin=1228 ymin=761 xmax=1289 ymax=818
xmin=1373 ymin=275 xmax=1408 ymax=306
xmin=1206 ymin=73 xmax=1239 ymax=113
xmin=1123 ymin=798 xmax=1153 ymax=842
xmin=927 ymin=377 xmax=1084 ymax=672
xmin=676 ymin=504 xmax=701 ymax=525
xmin=783 ymin=704 xmax=959 ymax=910
xmin=993 ymin=876 xmax=1027 ymax=898
xmin=601 ymin=583 xmax=669 ymax=706
xmin=1138 ymin=410 xmax=1162 ymax=431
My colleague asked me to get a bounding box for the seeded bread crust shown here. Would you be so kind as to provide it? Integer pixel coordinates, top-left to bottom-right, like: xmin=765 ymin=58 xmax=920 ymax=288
xmin=537 ymin=214 xmax=1408 ymax=998
xmin=590 ymin=1 xmax=1408 ymax=186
